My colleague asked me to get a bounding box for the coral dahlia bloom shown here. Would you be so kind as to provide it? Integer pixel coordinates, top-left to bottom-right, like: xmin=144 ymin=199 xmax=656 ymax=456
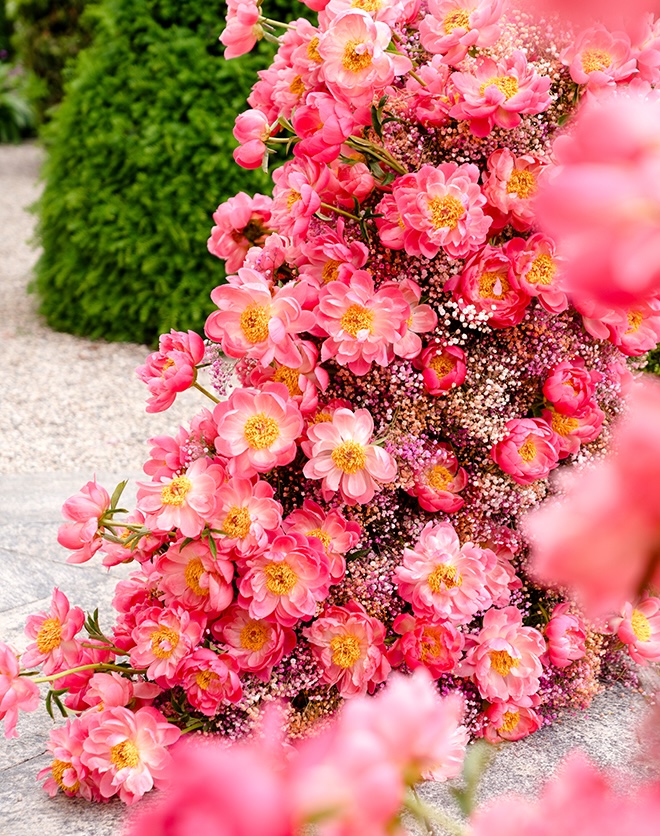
xmin=156 ymin=539 xmax=234 ymax=615
xmin=208 ymin=192 xmax=272 ymax=273
xmin=408 ymin=442 xmax=468 ymax=513
xmin=303 ymin=407 xmax=398 ymax=505
xmin=419 ymin=0 xmax=505 ymax=66
xmin=0 ymin=642 xmax=39 ymax=739
xmin=541 ymin=404 xmax=604 ymax=458
xmin=39 ymin=715 xmax=97 ymax=800
xmin=389 ymin=613 xmax=464 ymax=677
xmin=544 ymin=603 xmax=587 ymax=669
xmin=482 ymin=701 xmax=542 ymax=743
xmin=136 ymin=330 xmax=205 ymax=414
xmin=130 ymin=605 xmax=206 ymax=684
xmin=81 ymin=706 xmax=180 ymax=805
xmin=491 ymin=417 xmax=560 ymax=485
xmin=57 ymin=478 xmax=111 ymax=564
xmin=212 ymin=475 xmax=283 ymax=557
xmin=416 ymin=344 xmax=467 ymax=396
xmin=482 ymin=148 xmax=547 ymax=231
xmin=387 ymin=278 xmax=438 ymax=360
xmin=303 ymin=600 xmax=391 ymax=697
xmin=504 ymin=234 xmax=568 ymax=315
xmin=220 ymin=0 xmax=262 ymax=59
xmin=178 ymin=648 xmax=243 ymax=715
xmin=23 ymin=588 xmax=85 ymax=674
xmin=562 ymin=24 xmax=636 ymax=89
xmin=543 ymin=359 xmax=601 ymax=417
xmin=613 ymin=598 xmax=660 ymax=665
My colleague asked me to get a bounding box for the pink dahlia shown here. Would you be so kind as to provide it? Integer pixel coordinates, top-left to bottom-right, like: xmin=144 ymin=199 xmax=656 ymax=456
xmin=387 ymin=278 xmax=438 ymax=360
xmin=542 ymin=404 xmax=604 ymax=459
xmin=270 ymin=157 xmax=330 ymax=240
xmin=613 ymin=598 xmax=660 ymax=665
xmin=482 ymin=148 xmax=546 ymax=231
xmin=130 ymin=605 xmax=206 ymax=684
xmin=459 ymin=606 xmax=546 ymax=703
xmin=22 ymin=588 xmax=85 ymax=674
xmin=543 ymin=359 xmax=602 ymax=417
xmin=178 ymin=648 xmax=243 ymax=715
xmin=213 ymin=383 xmax=304 ymax=477
xmin=247 ymin=342 xmax=329 ymax=417
xmin=482 ymin=701 xmax=542 ymax=743
xmin=491 ymin=417 xmax=560 ymax=486
xmin=212 ymin=475 xmax=283 ymax=557
xmin=211 ymin=605 xmax=297 ymax=680
xmin=81 ymin=705 xmax=180 ymax=805
xmin=39 ymin=715 xmax=97 ymax=800
xmin=389 ymin=613 xmax=464 ymax=677
xmin=544 ymin=603 xmax=587 ymax=669
xmin=57 ymin=478 xmax=111 ymax=564
xmin=303 ymin=600 xmax=391 ymax=697
xmin=450 ymin=50 xmax=552 ymax=137
xmin=504 ymin=234 xmax=568 ymax=315
xmin=299 ymin=217 xmax=369 ymax=286
xmin=303 ymin=406 xmax=398 ymax=505
xmin=408 ymin=442 xmax=468 ymax=513
xmin=416 ymin=343 xmax=467 ymax=396
xmin=136 ymin=329 xmax=205 ymax=414
xmin=316 ymin=269 xmax=410 ymax=376
xmin=232 ymin=108 xmax=270 ymax=170
xmin=395 ymin=521 xmax=493 ymax=625
xmin=562 ymin=24 xmax=636 ymax=89
xmin=0 ymin=641 xmax=39 ymax=739
xmin=155 ymin=538 xmax=234 ymax=615
xmin=419 ymin=0 xmax=505 ymax=66
xmin=237 ymin=531 xmax=331 ymax=627
xmin=220 ymin=0 xmax=262 ymax=59
xmin=208 ymin=192 xmax=272 ymax=273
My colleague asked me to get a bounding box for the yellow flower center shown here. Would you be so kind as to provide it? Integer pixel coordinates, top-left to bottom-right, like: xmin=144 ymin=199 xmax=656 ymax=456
xmin=307 ymin=528 xmax=332 ymax=551
xmin=426 ymin=465 xmax=453 ymax=491
xmin=322 ymin=259 xmax=341 ymax=284
xmin=273 ymin=365 xmax=303 ymax=397
xmin=351 ymin=0 xmax=383 ymax=11
xmin=428 ymin=354 xmax=455 ymax=378
xmin=289 ymin=75 xmax=305 ymax=96
xmin=526 ymin=254 xmax=556 ymax=286
xmin=340 ymin=304 xmax=374 ymax=337
xmin=223 ymin=505 xmax=252 ymax=539
xmin=150 ymin=626 xmax=180 ymax=659
xmin=161 ymin=475 xmax=192 ymax=507
xmin=185 ymin=558 xmax=208 ymax=597
xmin=51 ymin=760 xmax=79 ymax=794
xmin=331 ymin=439 xmax=367 ymax=474
xmin=517 ymin=437 xmax=537 ymax=463
xmin=499 ymin=710 xmax=520 ymax=733
xmin=110 ymin=740 xmax=140 ymax=770
xmin=243 ymin=413 xmax=280 ymax=450
xmin=631 ymin=609 xmax=652 ymax=643
xmin=161 ymin=357 xmax=175 ymax=376
xmin=264 ymin=563 xmax=298 ymax=596
xmin=36 ymin=617 xmax=62 ymax=654
xmin=307 ymin=36 xmax=322 ymax=63
xmin=489 ymin=649 xmax=519 ymax=677
xmin=479 ymin=271 xmax=510 ymax=300
xmin=443 ymin=8 xmax=470 ymax=33
xmin=480 ymin=75 xmax=519 ymax=99
xmin=428 ymin=194 xmax=465 ymax=230
xmin=581 ymin=48 xmax=612 ymax=74
xmin=195 ymin=669 xmax=219 ymax=691
xmin=330 ymin=634 xmax=362 ymax=668
xmin=627 ymin=310 xmax=643 ymax=334
xmin=311 ymin=411 xmax=333 ymax=424
xmin=240 ymin=304 xmax=271 ymax=343
xmin=287 ymin=190 xmax=302 ymax=209
xmin=551 ymin=411 xmax=579 ymax=437
xmin=240 ymin=620 xmax=270 ymax=651
xmin=342 ymin=40 xmax=373 ymax=73
xmin=420 ymin=627 xmax=444 ymax=662
xmin=427 ymin=563 xmax=462 ymax=593
xmin=506 ymin=169 xmax=537 ymax=199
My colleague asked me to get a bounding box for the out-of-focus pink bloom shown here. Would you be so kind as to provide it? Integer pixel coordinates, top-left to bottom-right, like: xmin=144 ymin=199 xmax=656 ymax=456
xmin=491 ymin=417 xmax=560 ymax=485
xmin=634 ymin=15 xmax=660 ymax=85
xmin=482 ymin=149 xmax=547 ymax=231
xmin=450 ymin=50 xmax=552 ymax=137
xmin=317 ymin=10 xmax=411 ymax=106
xmin=613 ymin=598 xmax=660 ymax=664
xmin=419 ymin=0 xmax=504 ymax=65
xmin=283 ymin=498 xmax=361 ymax=582
xmin=459 ymin=606 xmax=546 ymax=703
xmin=303 ymin=600 xmax=391 ymax=697
xmin=178 ymin=648 xmax=243 ymax=715
xmin=39 ymin=715 xmax=98 ymax=800
xmin=561 ymin=25 xmax=636 ymax=89
xmin=136 ymin=330 xmax=205 ymax=414
xmin=233 ymin=108 xmax=270 ymax=169
xmin=316 ymin=270 xmax=410 ymax=375
xmin=395 ymin=521 xmax=494 ymax=625
xmin=81 ymin=706 xmax=180 ymax=805
xmin=482 ymin=701 xmax=542 ymax=743
xmin=544 ymin=603 xmax=587 ymax=668
xmin=57 ymin=478 xmax=111 ymax=564
xmin=541 ymin=404 xmax=605 ymax=458
xmin=130 ymin=605 xmax=205 ymax=684
xmin=416 ymin=343 xmax=467 ymax=396
xmin=23 ymin=588 xmax=85 ymax=674
xmin=577 ymin=296 xmax=660 ymax=357
xmin=543 ymin=359 xmax=602 ymax=417
xmin=213 ymin=384 xmax=304 ymax=477
xmin=211 ymin=605 xmax=297 ymax=680
xmin=303 ymin=407 xmax=398 ymax=505
xmin=407 ymin=443 xmax=468 ymax=513
xmin=389 ymin=613 xmax=464 ymax=677
xmin=446 ymin=244 xmax=531 ymax=329
xmin=529 ymin=0 xmax=660 ymax=28
xmin=0 ymin=642 xmax=39 ymax=739
xmin=504 ymin=234 xmax=568 ymax=315
xmin=220 ymin=0 xmax=262 ymax=59
xmin=212 ymin=475 xmax=283 ymax=557
xmin=270 ymin=158 xmax=330 ymax=240
xmin=208 ymin=192 xmax=272 ymax=273
xmin=156 ymin=538 xmax=234 ymax=615
xmin=137 ymin=457 xmax=224 ymax=539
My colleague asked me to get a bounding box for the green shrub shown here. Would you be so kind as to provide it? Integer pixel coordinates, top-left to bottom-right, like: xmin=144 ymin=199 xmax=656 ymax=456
xmin=34 ymin=0 xmax=305 ymax=345
xmin=0 ymin=61 xmax=34 ymax=142
xmin=1 ymin=2 xmax=13 ymax=58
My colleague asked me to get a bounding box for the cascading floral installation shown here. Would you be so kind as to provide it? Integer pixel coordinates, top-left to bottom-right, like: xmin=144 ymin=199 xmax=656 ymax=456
xmin=4 ymin=0 xmax=660 ymax=807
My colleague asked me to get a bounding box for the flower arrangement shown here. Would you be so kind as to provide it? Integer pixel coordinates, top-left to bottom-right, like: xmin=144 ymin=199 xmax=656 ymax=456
xmin=3 ymin=0 xmax=660 ymax=810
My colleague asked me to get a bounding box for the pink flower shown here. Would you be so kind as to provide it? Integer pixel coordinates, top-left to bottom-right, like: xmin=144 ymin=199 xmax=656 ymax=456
xmin=208 ymin=192 xmax=272 ymax=273
xmin=238 ymin=531 xmax=331 ymax=627
xmin=205 ymin=268 xmax=315 ymax=368
xmin=156 ymin=538 xmax=234 ymax=615
xmin=562 ymin=24 xmax=636 ymax=89
xmin=317 ymin=10 xmax=411 ymax=106
xmin=213 ymin=384 xmax=304 ymax=477
xmin=0 ymin=642 xmax=39 ymax=739
xmin=270 ymin=158 xmax=330 ymax=240
xmin=39 ymin=715 xmax=98 ymax=800
xmin=22 ymin=588 xmax=85 ymax=674
xmin=82 ymin=672 xmax=134 ymax=710
xmin=459 ymin=606 xmax=545 ymax=703
xmin=543 ymin=359 xmax=602 ymax=417
xmin=445 ymin=244 xmax=531 ymax=329
xmin=211 ymin=605 xmax=297 ymax=680
xmin=482 ymin=148 xmax=547 ymax=231
xmin=419 ymin=0 xmax=505 ymax=66
xmin=491 ymin=417 xmax=560 ymax=485
xmin=136 ymin=330 xmax=205 ymax=414
xmin=303 ymin=407 xmax=398 ymax=505
xmin=504 ymin=234 xmax=568 ymax=315
xmin=482 ymin=701 xmax=542 ymax=743
xmin=137 ymin=457 xmax=225 ymax=539
xmin=220 ymin=0 xmax=262 ymax=59
xmin=293 ymin=93 xmax=371 ymax=165
xmin=387 ymin=278 xmax=438 ymax=360
xmin=416 ymin=343 xmax=467 ymax=395
xmin=81 ymin=706 xmax=180 ymax=805
xmin=283 ymin=498 xmax=361 ymax=582
xmin=303 ymin=600 xmax=391 ymax=697
xmin=389 ymin=613 xmax=464 ymax=677
xmin=450 ymin=50 xmax=552 ymax=137
xmin=542 ymin=404 xmax=604 ymax=458
xmin=613 ymin=598 xmax=660 ymax=665
xmin=395 ymin=521 xmax=493 ymax=625
xmin=130 ymin=605 xmax=205 ymax=684
xmin=407 ymin=443 xmax=468 ymax=513
xmin=233 ymin=108 xmax=270 ymax=169
xmin=544 ymin=603 xmax=587 ymax=668
xmin=57 ymin=478 xmax=111 ymax=564
xmin=316 ymin=270 xmax=410 ymax=375
xmin=299 ymin=218 xmax=369 ymax=286
xmin=178 ymin=648 xmax=243 ymax=715
xmin=212 ymin=475 xmax=283 ymax=557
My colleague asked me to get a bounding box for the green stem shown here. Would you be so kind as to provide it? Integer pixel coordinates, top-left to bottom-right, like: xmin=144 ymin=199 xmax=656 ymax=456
xmin=80 ymin=641 xmax=128 ymax=656
xmin=34 ymin=663 xmax=148 ymax=684
xmin=411 ymin=786 xmax=436 ymax=836
xmin=409 ymin=68 xmax=428 ymax=87
xmin=193 ymin=381 xmax=220 ymax=404
xmin=180 ymin=720 xmax=206 ymax=735
xmin=319 ymin=202 xmax=361 ymax=222
xmin=404 ymin=792 xmax=467 ymax=836
xmin=260 ymin=17 xmax=294 ymax=30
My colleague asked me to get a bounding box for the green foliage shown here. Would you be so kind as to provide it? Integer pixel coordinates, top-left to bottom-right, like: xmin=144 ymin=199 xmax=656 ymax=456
xmin=646 ymin=348 xmax=660 ymax=377
xmin=0 ymin=61 xmax=34 ymax=142
xmin=34 ymin=0 xmax=305 ymax=345
xmin=8 ymin=0 xmax=92 ymax=123
xmin=1 ymin=2 xmax=14 ymax=57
